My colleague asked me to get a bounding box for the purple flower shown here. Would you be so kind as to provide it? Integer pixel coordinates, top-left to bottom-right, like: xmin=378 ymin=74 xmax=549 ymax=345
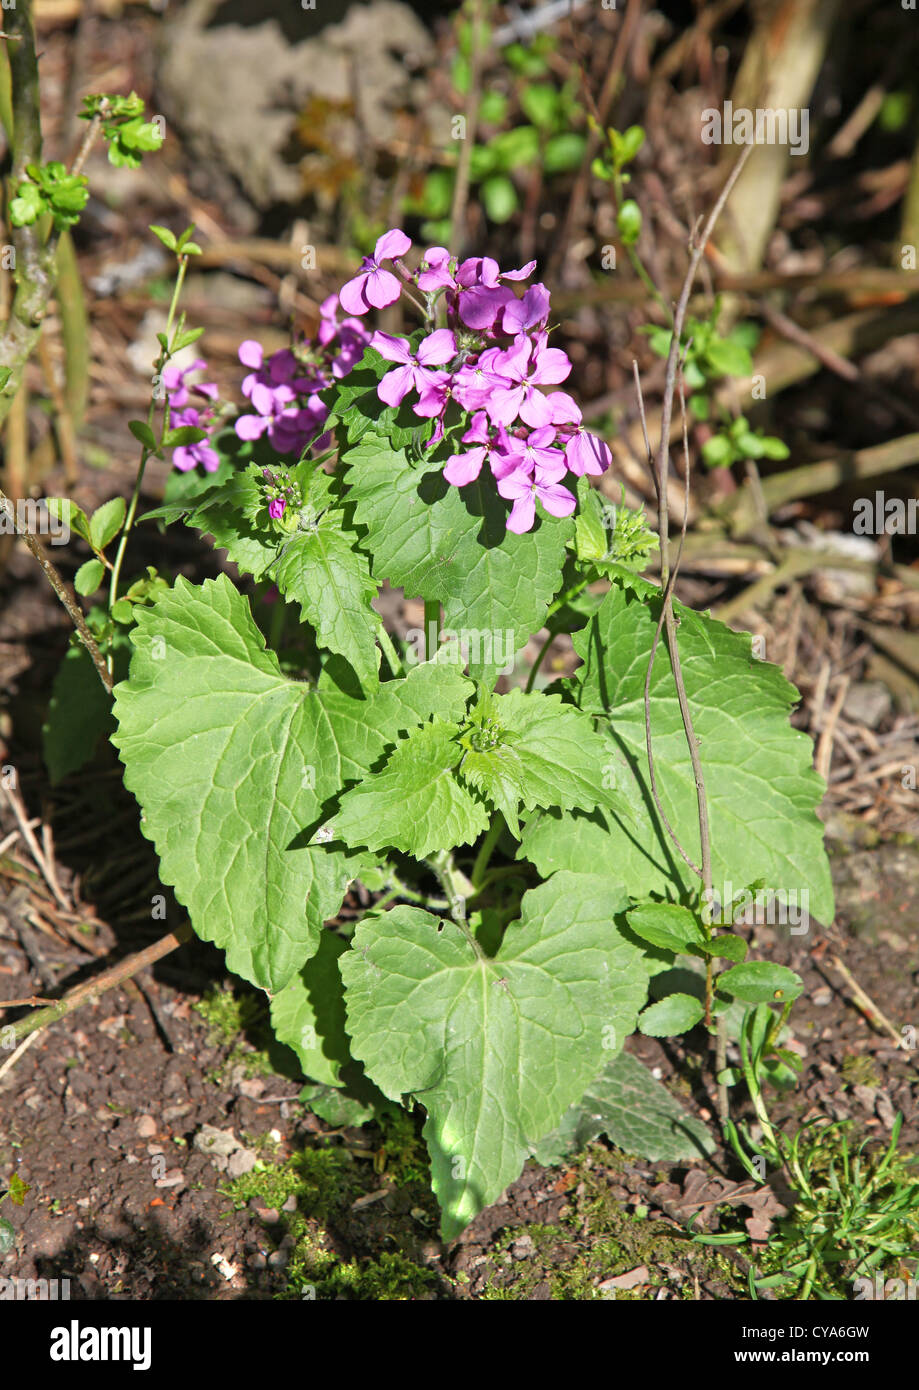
xmin=443 ymin=412 xmax=510 ymax=487
xmin=163 ymin=358 xmax=218 ymax=409
xmin=455 ymin=256 xmax=536 ymax=330
xmin=502 ymin=282 xmax=550 ymax=336
xmin=497 ymin=468 xmax=576 ymax=534
xmin=268 ymin=497 xmax=286 ymax=521
xmin=370 ymin=329 xmax=457 ymax=407
xmin=563 ymin=426 xmax=613 ymax=476
xmin=487 ymin=334 xmax=572 ymax=427
xmin=338 ymin=228 xmax=411 ymax=316
xmin=416 ymin=246 xmax=456 ymax=294
xmin=499 ymin=425 xmax=567 ymax=483
xmin=171 ymin=406 xmax=220 ymax=473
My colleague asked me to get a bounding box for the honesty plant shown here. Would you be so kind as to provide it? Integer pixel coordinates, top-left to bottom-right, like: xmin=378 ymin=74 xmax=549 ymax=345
xmin=44 ymin=229 xmax=833 ymax=1239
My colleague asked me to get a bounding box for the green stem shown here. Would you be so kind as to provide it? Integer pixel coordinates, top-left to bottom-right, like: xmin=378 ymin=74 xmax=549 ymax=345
xmin=612 ymin=169 xmax=673 ymax=326
xmin=377 ymin=624 xmax=405 ymax=678
xmin=426 ymin=849 xmax=481 ymax=955
xmin=268 ymin=592 xmax=286 ymax=652
xmin=165 ymin=254 xmax=190 ymax=337
xmin=524 ymin=631 xmax=554 ymax=694
xmin=423 ymin=599 xmax=440 ymax=662
xmin=471 ymin=813 xmax=505 ymax=891
xmin=107 ymin=254 xmax=190 ymax=618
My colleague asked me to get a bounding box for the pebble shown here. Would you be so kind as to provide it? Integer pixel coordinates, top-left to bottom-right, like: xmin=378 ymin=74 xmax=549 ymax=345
xmin=193 ymin=1125 xmax=240 ymax=1158
xmin=226 ymin=1148 xmax=257 ymax=1179
xmin=135 ymin=1115 xmax=157 ymax=1139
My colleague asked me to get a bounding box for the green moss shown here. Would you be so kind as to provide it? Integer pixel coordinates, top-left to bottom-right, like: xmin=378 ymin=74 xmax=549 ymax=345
xmin=475 ymin=1149 xmax=746 ymax=1300
xmin=195 ymin=982 xmax=265 ymax=1044
xmin=219 ymin=1142 xmax=439 ymax=1300
xmin=840 ymin=1054 xmax=882 ymax=1089
xmin=374 ymin=1109 xmax=430 ymax=1186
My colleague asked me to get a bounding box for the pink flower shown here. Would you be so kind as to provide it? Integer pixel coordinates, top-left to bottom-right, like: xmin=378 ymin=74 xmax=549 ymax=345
xmin=443 ymin=412 xmax=510 ymax=487
xmin=497 ymin=469 xmax=576 ymax=534
xmin=455 ymin=257 xmax=537 ymax=330
xmin=339 ymin=228 xmax=411 ymax=315
xmin=163 ymin=358 xmax=218 ymax=409
xmin=563 ymin=426 xmax=613 ymax=476
xmin=499 ymin=425 xmax=567 ymax=483
xmin=502 ymin=282 xmax=550 ymax=336
xmin=268 ymin=497 xmax=286 ymax=520
xmin=416 ymin=246 xmax=456 ymax=293
xmin=371 ymin=329 xmax=456 ymax=407
xmin=171 ymin=406 xmax=219 ymax=473
xmin=487 ymin=334 xmax=572 ymax=427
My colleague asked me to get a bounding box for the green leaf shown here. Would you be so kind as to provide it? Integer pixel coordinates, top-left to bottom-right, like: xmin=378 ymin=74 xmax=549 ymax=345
xmin=543 ymin=132 xmax=587 ymax=173
xmin=89 ymin=496 xmax=126 ymax=552
xmin=172 ymin=326 xmax=206 ymax=353
xmin=759 ymin=435 xmax=791 ymax=461
xmin=340 ymin=871 xmax=648 ymax=1238
xmin=299 ymin=1081 xmax=381 ymax=1128
xmin=519 ymin=83 xmax=558 ymax=131
xmin=617 ymin=199 xmax=642 ymax=245
xmin=74 ymin=558 xmax=105 ymax=595
xmin=531 ymin=1050 xmax=713 ymax=1166
xmin=129 ymin=419 xmax=158 ymax=452
xmin=626 ymin=903 xmax=703 ymax=954
xmin=489 ymin=125 xmax=540 ymax=171
xmin=704 ymin=337 xmax=753 ymax=378
xmin=332 ymin=717 xmax=488 ymax=858
xmin=110 ymin=575 xmax=471 ymax=992
xmin=615 ymin=124 xmax=645 ymax=166
xmin=9 ymin=182 xmax=45 ymax=225
xmin=343 ymin=438 xmax=571 ymax=686
xmin=480 ymin=174 xmax=518 ymax=223
xmin=0 ymin=1218 xmax=14 ymax=1254
xmin=270 ymin=929 xmax=351 ymax=1085
xmin=162 ymin=424 xmax=207 ymax=449
xmin=717 ymin=961 xmax=803 ymax=1004
xmin=272 ymin=515 xmax=381 ymax=694
xmin=45 ymin=497 xmax=91 ymax=544
xmin=701 ymin=433 xmax=734 ymax=469
xmin=638 ymin=992 xmax=704 ymax=1037
xmin=457 ymin=687 xmax=625 ymax=837
xmin=695 ymin=933 xmax=748 ymax=961
xmin=7 ymin=1174 xmax=29 ymax=1205
xmin=149 ymin=223 xmax=176 ymax=251
xmin=43 ymin=632 xmax=129 ymax=784
xmin=521 ymin=582 xmax=834 ymax=925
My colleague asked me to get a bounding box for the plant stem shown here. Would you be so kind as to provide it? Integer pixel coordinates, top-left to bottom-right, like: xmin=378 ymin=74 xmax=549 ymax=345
xmin=471 ymin=813 xmax=505 ymax=890
xmin=108 ymin=253 xmax=190 ymax=617
xmin=423 ymin=598 xmax=440 ymax=662
xmin=377 ymin=623 xmax=405 ymax=678
xmin=524 ymin=631 xmax=554 ymax=694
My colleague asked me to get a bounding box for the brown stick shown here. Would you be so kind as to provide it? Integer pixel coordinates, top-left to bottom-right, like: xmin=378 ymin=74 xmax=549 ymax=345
xmin=2 ymin=921 xmax=194 ymax=1049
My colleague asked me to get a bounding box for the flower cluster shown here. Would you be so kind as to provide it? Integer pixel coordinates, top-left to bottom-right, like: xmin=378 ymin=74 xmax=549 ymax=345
xmin=260 ymin=467 xmax=301 ymax=526
xmin=162 ymin=359 xmax=220 ymax=472
xmin=234 ymin=295 xmax=370 ymax=457
xmin=339 ymin=230 xmax=612 ymax=533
